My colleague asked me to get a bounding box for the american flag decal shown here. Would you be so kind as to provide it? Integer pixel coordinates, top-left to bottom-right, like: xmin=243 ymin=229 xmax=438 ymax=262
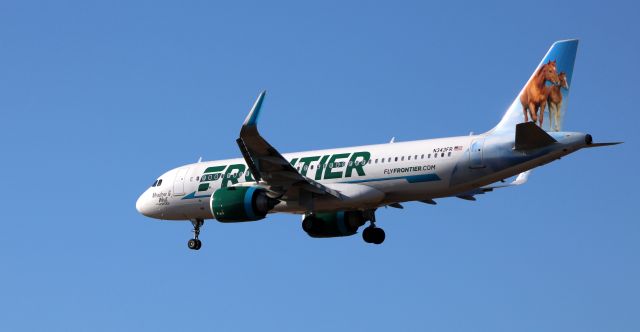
xmin=454 ymin=146 xmax=463 ymax=151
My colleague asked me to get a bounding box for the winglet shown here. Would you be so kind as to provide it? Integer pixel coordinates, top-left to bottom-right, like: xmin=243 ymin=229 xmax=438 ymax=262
xmin=243 ymin=90 xmax=266 ymax=128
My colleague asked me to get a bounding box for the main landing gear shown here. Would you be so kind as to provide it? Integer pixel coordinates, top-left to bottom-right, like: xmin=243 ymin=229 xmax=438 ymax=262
xmin=188 ymin=219 xmax=204 ymax=250
xmin=362 ymin=213 xmax=385 ymax=245
xmin=362 ymin=225 xmax=385 ymax=244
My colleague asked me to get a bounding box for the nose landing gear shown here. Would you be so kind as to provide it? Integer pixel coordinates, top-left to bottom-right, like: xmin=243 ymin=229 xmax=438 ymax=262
xmin=188 ymin=219 xmax=204 ymax=250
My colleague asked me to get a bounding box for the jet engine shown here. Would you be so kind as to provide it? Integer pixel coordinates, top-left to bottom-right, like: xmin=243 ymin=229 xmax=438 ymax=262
xmin=302 ymin=211 xmax=367 ymax=238
xmin=211 ymin=186 xmax=278 ymax=222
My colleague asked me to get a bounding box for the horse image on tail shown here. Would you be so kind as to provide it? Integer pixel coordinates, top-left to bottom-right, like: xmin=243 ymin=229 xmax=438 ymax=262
xmin=520 ymin=60 xmax=560 ymax=127
xmin=547 ymin=72 xmax=569 ymax=131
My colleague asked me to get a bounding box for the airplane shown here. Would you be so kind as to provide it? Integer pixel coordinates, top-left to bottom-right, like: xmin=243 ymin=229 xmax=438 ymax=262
xmin=136 ymin=39 xmax=620 ymax=249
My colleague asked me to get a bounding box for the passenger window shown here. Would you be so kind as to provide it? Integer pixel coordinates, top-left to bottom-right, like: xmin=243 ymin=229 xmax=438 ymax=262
xmin=441 ymin=153 xmax=445 ymax=157
xmin=401 ymin=156 xmax=405 ymax=161
xmin=434 ymin=154 xmax=438 ymax=158
xmin=196 ymin=176 xmax=199 ymax=181
xmin=414 ymin=155 xmax=418 ymax=160
xmin=428 ymin=154 xmax=431 ymax=158
xmin=375 ymin=159 xmax=378 ymax=163
xmin=421 ymin=154 xmax=424 ymax=159
xmin=394 ymin=157 xmax=398 ymax=162
xmin=448 ymin=152 xmax=452 ymax=157
xmin=408 ymin=156 xmax=411 ymax=160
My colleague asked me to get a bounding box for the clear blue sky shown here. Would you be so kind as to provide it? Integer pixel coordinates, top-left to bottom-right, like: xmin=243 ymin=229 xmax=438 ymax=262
xmin=1 ymin=1 xmax=638 ymax=331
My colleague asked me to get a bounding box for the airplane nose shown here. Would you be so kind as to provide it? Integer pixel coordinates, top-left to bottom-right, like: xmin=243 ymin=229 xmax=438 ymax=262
xmin=136 ymin=192 xmax=152 ymax=217
xmin=136 ymin=194 xmax=145 ymax=214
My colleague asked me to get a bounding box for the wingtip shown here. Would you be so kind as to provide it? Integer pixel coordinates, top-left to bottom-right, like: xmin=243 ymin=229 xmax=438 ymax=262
xmin=243 ymin=91 xmax=267 ymax=128
xmin=553 ymin=38 xmax=579 ymax=45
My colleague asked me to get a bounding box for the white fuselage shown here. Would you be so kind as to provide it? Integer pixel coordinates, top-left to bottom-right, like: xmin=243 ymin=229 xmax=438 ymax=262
xmin=135 ymin=131 xmax=588 ymax=221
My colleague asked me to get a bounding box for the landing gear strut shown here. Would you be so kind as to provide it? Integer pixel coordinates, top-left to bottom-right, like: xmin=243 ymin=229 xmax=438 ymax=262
xmin=362 ymin=212 xmax=385 ymax=245
xmin=188 ymin=219 xmax=204 ymax=250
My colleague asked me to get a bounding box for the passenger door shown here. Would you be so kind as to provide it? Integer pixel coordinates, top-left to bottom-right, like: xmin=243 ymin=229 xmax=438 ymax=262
xmin=173 ymin=167 xmax=190 ymax=196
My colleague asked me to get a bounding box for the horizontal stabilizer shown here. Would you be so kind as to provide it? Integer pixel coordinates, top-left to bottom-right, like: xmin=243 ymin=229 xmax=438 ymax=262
xmin=585 ymin=142 xmax=623 ymax=148
xmin=515 ymin=122 xmax=557 ymax=150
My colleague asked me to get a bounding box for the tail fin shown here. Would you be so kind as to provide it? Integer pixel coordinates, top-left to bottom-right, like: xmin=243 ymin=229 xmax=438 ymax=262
xmin=491 ymin=39 xmax=578 ymax=134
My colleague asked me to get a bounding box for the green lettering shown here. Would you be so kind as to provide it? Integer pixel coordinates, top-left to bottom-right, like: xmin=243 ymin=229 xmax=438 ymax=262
xmin=324 ymin=153 xmax=350 ymax=179
xmin=345 ymin=151 xmax=371 ymax=177
xmin=221 ymin=164 xmax=246 ymax=188
xmin=298 ymin=156 xmax=320 ymax=176
xmin=245 ymin=169 xmax=255 ymax=182
xmin=198 ymin=165 xmax=226 ymax=192
xmin=204 ymin=166 xmax=226 ymax=174
xmin=315 ymin=155 xmax=330 ymax=180
xmin=289 ymin=158 xmax=298 ymax=166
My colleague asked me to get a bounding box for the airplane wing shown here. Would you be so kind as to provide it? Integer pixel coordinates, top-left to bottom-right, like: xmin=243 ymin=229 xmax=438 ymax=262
xmin=236 ymin=91 xmax=343 ymax=200
xmin=455 ymin=170 xmax=531 ymax=201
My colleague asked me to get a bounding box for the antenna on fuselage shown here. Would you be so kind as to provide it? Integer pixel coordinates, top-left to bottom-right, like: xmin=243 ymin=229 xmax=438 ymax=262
xmin=389 ymin=137 xmax=395 ymax=143
xmin=197 ymin=157 xmax=202 ymax=163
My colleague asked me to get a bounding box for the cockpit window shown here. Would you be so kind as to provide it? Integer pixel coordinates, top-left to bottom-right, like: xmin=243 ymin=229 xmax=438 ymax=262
xmin=157 ymin=179 xmax=163 ymax=187
xmin=151 ymin=180 xmax=158 ymax=187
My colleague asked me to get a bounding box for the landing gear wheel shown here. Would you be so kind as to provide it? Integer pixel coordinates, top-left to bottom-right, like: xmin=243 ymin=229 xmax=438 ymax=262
xmin=188 ymin=219 xmax=204 ymax=250
xmin=362 ymin=226 xmax=385 ymax=244
xmin=188 ymin=239 xmax=201 ymax=250
xmin=362 ymin=226 xmax=374 ymax=243
xmin=372 ymin=228 xmax=385 ymax=245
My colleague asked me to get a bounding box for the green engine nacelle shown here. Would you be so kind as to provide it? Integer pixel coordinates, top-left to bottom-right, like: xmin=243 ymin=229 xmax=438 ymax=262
xmin=302 ymin=211 xmax=367 ymax=238
xmin=211 ymin=186 xmax=277 ymax=222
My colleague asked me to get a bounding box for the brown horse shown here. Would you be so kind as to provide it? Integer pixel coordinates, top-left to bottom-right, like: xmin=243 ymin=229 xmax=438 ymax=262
xmin=520 ymin=60 xmax=560 ymax=127
xmin=547 ymin=72 xmax=568 ymax=131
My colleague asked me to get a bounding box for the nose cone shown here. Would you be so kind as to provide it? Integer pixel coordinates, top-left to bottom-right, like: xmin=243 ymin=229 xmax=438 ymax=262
xmin=135 ymin=193 xmax=147 ymax=215
xmin=136 ymin=190 xmax=163 ymax=219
